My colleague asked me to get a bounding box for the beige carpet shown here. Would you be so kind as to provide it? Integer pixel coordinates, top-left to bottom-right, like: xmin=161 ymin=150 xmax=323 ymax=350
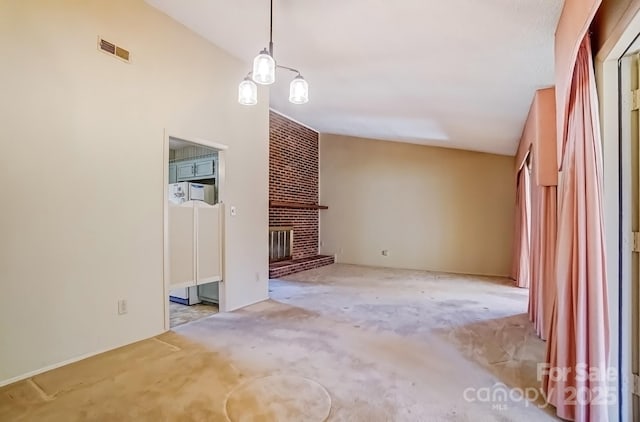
xmin=0 ymin=264 xmax=559 ymax=421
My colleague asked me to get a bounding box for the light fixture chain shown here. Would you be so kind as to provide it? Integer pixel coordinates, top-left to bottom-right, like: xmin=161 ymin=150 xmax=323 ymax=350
xmin=269 ymin=0 xmax=274 ymax=57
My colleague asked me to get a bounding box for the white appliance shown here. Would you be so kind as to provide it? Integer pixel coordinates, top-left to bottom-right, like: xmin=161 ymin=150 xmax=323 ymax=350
xmin=168 ymin=182 xmax=215 ymax=205
xmin=198 ymin=282 xmax=219 ymax=304
xmin=169 ymin=282 xmax=219 ymax=306
xmin=169 ymin=286 xmax=200 ymax=305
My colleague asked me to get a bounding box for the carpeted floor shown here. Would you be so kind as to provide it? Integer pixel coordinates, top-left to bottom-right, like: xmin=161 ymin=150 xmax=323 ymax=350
xmin=0 ymin=264 xmax=559 ymax=421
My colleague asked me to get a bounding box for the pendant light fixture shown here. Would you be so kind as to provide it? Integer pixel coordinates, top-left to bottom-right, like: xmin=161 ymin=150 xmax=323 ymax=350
xmin=289 ymin=75 xmax=309 ymax=104
xmin=238 ymin=77 xmax=258 ymax=105
xmin=238 ymin=0 xmax=309 ymax=105
xmin=252 ymin=48 xmax=275 ymax=85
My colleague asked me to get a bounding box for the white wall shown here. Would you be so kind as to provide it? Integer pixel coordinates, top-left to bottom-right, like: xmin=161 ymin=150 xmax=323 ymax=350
xmin=0 ymin=0 xmax=269 ymax=384
xmin=319 ymin=134 xmax=515 ymax=277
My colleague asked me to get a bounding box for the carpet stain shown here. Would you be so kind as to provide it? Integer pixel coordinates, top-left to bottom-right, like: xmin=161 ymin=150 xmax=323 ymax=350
xmin=0 ymin=264 xmax=559 ymax=421
xmin=225 ymin=375 xmax=331 ymax=422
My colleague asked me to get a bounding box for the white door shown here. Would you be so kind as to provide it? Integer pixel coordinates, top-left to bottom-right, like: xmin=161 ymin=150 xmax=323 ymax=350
xmin=168 ymin=202 xmax=196 ymax=289
xmin=195 ymin=202 xmax=222 ymax=285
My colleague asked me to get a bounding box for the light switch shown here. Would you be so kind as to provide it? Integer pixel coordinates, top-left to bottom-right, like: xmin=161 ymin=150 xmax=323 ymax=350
xmin=118 ymin=299 xmax=128 ymax=315
xmin=230 ymin=206 xmax=237 ymax=216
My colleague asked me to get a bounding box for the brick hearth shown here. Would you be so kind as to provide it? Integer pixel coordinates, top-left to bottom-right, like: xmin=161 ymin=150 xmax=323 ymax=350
xmin=268 ymin=255 xmax=335 ymax=279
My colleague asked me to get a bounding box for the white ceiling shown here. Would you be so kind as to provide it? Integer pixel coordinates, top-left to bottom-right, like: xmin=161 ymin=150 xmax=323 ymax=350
xmin=147 ymin=0 xmax=564 ymax=156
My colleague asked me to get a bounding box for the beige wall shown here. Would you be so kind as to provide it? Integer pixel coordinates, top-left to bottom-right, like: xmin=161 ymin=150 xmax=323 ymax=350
xmin=319 ymin=134 xmax=515 ymax=276
xmin=0 ymin=0 xmax=269 ymax=384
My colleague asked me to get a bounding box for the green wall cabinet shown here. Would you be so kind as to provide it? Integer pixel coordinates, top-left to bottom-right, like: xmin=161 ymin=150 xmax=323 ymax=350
xmin=169 ymin=164 xmax=177 ymax=184
xmin=169 ymin=156 xmax=216 ymax=183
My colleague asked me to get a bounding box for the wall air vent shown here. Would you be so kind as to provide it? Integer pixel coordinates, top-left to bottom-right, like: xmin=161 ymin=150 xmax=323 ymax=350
xmin=98 ymin=37 xmax=130 ymax=63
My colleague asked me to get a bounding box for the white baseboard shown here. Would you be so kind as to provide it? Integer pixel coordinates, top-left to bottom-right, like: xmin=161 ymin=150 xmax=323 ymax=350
xmin=0 ymin=331 xmax=167 ymax=388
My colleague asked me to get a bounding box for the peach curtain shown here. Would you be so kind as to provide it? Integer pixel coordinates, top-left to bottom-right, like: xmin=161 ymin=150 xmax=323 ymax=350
xmin=511 ymin=166 xmax=531 ymax=288
xmin=528 ymin=184 xmax=557 ymax=340
xmin=554 ymin=0 xmax=602 ymax=168
xmin=543 ymin=35 xmax=609 ymax=422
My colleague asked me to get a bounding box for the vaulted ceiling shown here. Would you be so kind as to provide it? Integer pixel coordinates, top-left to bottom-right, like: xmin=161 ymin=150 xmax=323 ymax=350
xmin=147 ymin=0 xmax=564 ymax=155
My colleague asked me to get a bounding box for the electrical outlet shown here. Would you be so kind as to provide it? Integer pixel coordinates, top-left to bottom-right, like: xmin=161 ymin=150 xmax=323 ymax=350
xmin=230 ymin=206 xmax=237 ymax=216
xmin=118 ymin=299 xmax=128 ymax=315
xmin=381 ymin=250 xmax=389 ymax=256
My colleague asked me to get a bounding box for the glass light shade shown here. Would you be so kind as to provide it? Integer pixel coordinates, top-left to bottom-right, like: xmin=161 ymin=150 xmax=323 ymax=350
xmin=252 ymin=49 xmax=276 ymax=85
xmin=289 ymin=75 xmax=309 ymax=104
xmin=238 ymin=78 xmax=257 ymax=105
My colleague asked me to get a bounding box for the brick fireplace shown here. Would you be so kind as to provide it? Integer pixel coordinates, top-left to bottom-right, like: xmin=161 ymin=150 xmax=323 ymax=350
xmin=269 ymin=110 xmax=334 ymax=278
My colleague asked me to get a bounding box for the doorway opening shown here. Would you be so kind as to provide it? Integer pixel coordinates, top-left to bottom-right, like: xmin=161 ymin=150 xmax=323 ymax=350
xmin=163 ymin=134 xmax=227 ymax=329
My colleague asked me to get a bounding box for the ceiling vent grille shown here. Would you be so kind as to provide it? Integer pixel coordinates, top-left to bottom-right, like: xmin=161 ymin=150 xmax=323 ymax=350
xmin=98 ymin=37 xmax=130 ymax=63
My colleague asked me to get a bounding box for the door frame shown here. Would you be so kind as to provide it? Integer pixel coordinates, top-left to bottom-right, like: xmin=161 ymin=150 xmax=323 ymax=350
xmin=162 ymin=130 xmax=228 ymax=330
xmin=596 ymin=9 xmax=640 ymax=421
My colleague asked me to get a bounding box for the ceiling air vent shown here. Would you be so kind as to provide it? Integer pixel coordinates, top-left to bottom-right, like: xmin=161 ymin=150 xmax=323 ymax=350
xmin=98 ymin=37 xmax=130 ymax=63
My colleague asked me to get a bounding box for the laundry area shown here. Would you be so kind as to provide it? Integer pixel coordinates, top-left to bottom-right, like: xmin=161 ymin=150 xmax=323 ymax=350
xmin=167 ymin=138 xmax=222 ymax=328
